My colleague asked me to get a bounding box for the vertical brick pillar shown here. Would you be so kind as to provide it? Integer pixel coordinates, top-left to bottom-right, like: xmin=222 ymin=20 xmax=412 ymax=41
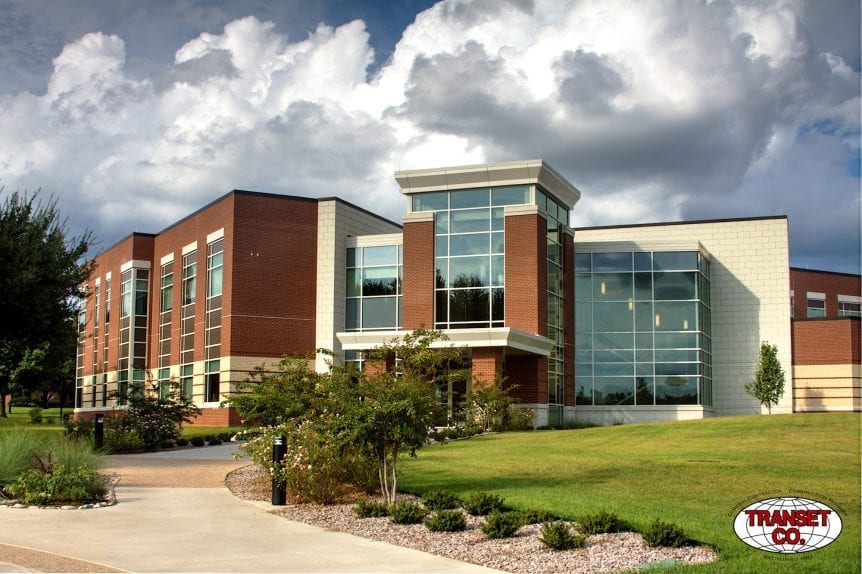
xmin=506 ymin=355 xmax=547 ymax=404
xmin=471 ymin=348 xmax=504 ymax=387
xmin=563 ymin=230 xmax=576 ymax=407
xmin=402 ymin=213 xmax=436 ymax=329
xmin=504 ymin=209 xmax=547 ymax=336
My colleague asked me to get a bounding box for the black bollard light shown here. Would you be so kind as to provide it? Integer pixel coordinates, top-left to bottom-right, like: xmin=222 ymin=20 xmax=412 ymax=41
xmin=94 ymin=414 xmax=105 ymax=450
xmin=271 ymin=435 xmax=286 ymax=506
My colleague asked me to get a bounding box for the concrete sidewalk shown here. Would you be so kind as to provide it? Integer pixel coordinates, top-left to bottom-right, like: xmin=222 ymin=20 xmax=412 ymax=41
xmin=0 ymin=444 xmax=503 ymax=573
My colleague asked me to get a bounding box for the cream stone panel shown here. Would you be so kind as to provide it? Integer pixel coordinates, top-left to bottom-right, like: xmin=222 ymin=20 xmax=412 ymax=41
xmin=576 ymin=218 xmax=792 ymax=418
xmin=794 ymin=364 xmax=861 ymax=378
xmin=315 ymin=201 xmax=402 ymax=373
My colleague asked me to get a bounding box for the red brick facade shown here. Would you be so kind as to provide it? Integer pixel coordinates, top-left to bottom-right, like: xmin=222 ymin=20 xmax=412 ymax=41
xmin=402 ymin=219 xmax=435 ymax=329
xmin=472 ymin=348 xmax=504 ymax=385
xmin=504 ymin=212 xmax=547 ymax=336
xmin=790 ymin=268 xmax=860 ymax=319
xmin=792 ymin=318 xmax=861 ymax=365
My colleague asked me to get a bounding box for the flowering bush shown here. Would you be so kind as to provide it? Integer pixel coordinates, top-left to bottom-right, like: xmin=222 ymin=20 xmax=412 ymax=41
xmin=105 ymin=382 xmax=201 ymax=453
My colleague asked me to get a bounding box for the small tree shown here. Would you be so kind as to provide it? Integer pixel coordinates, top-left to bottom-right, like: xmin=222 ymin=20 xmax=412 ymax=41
xmin=356 ymin=329 xmax=463 ymax=504
xmin=744 ymin=341 xmax=785 ymax=414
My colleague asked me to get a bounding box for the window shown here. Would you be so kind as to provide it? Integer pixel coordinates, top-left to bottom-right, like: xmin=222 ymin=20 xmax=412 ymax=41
xmin=575 ymin=250 xmax=712 ymax=407
xmin=346 ymin=244 xmax=402 ymax=331
xmin=838 ymin=300 xmax=861 ymax=317
xmin=182 ymin=252 xmax=197 ymax=305
xmin=806 ymin=298 xmax=825 ymax=318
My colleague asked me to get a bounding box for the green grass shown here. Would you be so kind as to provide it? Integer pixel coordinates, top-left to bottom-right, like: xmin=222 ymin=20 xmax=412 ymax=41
xmin=400 ymin=413 xmax=860 ymax=573
xmin=0 ymin=408 xmax=67 ymax=437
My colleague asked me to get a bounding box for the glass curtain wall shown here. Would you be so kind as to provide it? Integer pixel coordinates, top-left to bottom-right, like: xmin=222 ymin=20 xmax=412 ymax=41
xmin=575 ymin=251 xmax=712 ymax=406
xmin=537 ymin=188 xmax=569 ymax=425
xmin=410 ymin=186 xmax=529 ymax=330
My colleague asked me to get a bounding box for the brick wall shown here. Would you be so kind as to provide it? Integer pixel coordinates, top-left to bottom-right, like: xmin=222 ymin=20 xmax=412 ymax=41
xmin=792 ymin=318 xmax=860 ymax=364
xmin=402 ymin=220 xmax=435 ymax=329
xmin=505 ymin=212 xmax=547 ymax=336
xmin=472 ymin=348 xmax=504 ymax=385
xmin=506 ymin=355 xmax=547 ymax=404
xmin=229 ymin=194 xmax=319 ymax=358
xmin=790 ymin=268 xmax=861 ymax=319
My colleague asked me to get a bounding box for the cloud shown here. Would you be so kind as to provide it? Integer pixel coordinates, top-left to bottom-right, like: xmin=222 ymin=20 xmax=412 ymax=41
xmin=0 ymin=0 xmax=857 ymax=272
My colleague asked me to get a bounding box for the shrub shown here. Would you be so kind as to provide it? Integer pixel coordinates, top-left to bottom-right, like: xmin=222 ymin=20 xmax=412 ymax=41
xmin=540 ymin=521 xmax=586 ymax=550
xmin=425 ymin=509 xmax=467 ymax=532
xmin=464 ymin=492 xmax=506 ymax=516
xmin=480 ymin=511 xmax=522 ymax=539
xmin=49 ymin=438 xmax=104 ymax=473
xmin=577 ymin=510 xmax=630 ymax=535
xmin=353 ymin=500 xmax=389 ymax=518
xmin=208 ymin=438 xmax=223 ymax=446
xmin=104 ymin=427 xmax=144 ymax=454
xmin=175 ymin=438 xmax=189 ymax=447
xmin=422 ymin=490 xmax=462 ymax=511
xmin=190 ymin=436 xmax=205 ymax=447
xmin=28 ymin=407 xmax=43 ymax=424
xmin=389 ymin=501 xmax=428 ymax=524
xmin=64 ymin=419 xmax=94 ymax=443
xmin=218 ymin=432 xmax=234 ymax=442
xmin=0 ymin=431 xmax=47 ymax=489
xmin=7 ymin=464 xmax=108 ymax=505
xmin=513 ymin=509 xmax=558 ymax=526
xmin=642 ymin=519 xmax=689 ymax=548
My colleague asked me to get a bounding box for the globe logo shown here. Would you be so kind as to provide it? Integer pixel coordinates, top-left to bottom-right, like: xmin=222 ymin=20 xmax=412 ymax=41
xmin=733 ymin=497 xmax=842 ymax=553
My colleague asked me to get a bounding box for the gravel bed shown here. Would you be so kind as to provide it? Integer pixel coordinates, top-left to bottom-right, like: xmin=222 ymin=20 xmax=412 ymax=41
xmin=226 ymin=464 xmax=718 ymax=573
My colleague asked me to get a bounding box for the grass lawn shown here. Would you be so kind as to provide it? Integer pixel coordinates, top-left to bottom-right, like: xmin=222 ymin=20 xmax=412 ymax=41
xmin=399 ymin=413 xmax=860 ymax=573
xmin=0 ymin=407 xmax=68 ymax=436
xmin=181 ymin=425 xmax=245 ymax=439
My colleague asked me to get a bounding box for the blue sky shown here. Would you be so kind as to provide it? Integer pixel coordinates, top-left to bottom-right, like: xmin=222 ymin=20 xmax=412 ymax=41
xmin=0 ymin=0 xmax=859 ymax=273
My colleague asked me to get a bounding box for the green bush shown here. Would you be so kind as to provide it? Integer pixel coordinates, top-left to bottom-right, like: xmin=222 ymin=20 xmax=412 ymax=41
xmin=64 ymin=419 xmax=94 ymax=443
xmin=425 ymin=509 xmax=467 ymax=532
xmin=175 ymin=438 xmax=189 ymax=447
xmin=0 ymin=431 xmax=47 ymax=488
xmin=480 ymin=511 xmax=522 ymax=539
xmin=217 ymin=432 xmax=234 ymax=442
xmin=28 ymin=407 xmax=43 ymax=424
xmin=353 ymin=500 xmax=389 ymax=518
xmin=540 ymin=521 xmax=586 ymax=550
xmin=513 ymin=509 xmax=558 ymax=525
xmin=7 ymin=464 xmax=108 ymax=505
xmin=104 ymin=427 xmax=145 ymax=453
xmin=389 ymin=501 xmax=428 ymax=524
xmin=190 ymin=436 xmax=205 ymax=447
xmin=642 ymin=519 xmax=689 ymax=548
xmin=49 ymin=438 xmax=104 ymax=473
xmin=208 ymin=437 xmax=223 ymax=446
xmin=422 ymin=489 xmax=462 ymax=511
xmin=577 ymin=510 xmax=630 ymax=535
xmin=464 ymin=492 xmax=506 ymax=516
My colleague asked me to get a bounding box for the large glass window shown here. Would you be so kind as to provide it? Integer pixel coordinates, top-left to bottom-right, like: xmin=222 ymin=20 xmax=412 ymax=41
xmin=575 ymin=250 xmax=711 ymax=407
xmin=345 ymin=244 xmax=402 ymax=331
xmin=117 ymin=267 xmax=149 ymax=407
xmin=418 ymin=187 xmax=528 ymax=330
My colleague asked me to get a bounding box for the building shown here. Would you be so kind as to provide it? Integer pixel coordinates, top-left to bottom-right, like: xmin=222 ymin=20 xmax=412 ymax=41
xmin=789 ymin=268 xmax=861 ymax=412
xmin=74 ymin=160 xmax=861 ymax=425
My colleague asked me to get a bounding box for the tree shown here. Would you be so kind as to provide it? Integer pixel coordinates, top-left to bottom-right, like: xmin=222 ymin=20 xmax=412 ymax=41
xmin=357 ymin=329 xmax=464 ymax=503
xmin=0 ymin=191 xmax=93 ymax=416
xmin=744 ymin=341 xmax=786 ymax=414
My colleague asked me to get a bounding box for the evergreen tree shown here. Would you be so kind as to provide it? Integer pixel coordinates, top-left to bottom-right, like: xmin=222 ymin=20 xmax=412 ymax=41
xmin=744 ymin=341 xmax=786 ymax=414
xmin=0 ymin=191 xmax=93 ymax=416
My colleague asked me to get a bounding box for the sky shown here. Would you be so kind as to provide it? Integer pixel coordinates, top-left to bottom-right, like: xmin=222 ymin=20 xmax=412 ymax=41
xmin=0 ymin=0 xmax=859 ymax=274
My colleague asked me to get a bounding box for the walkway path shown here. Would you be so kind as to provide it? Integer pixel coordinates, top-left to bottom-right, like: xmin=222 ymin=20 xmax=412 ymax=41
xmin=0 ymin=444 xmax=501 ymax=573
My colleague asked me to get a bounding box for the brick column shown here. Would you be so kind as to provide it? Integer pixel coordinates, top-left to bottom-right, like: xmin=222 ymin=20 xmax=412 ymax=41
xmin=504 ymin=208 xmax=547 ymax=337
xmin=402 ymin=213 xmax=435 ymax=329
xmin=471 ymin=348 xmax=504 ymax=386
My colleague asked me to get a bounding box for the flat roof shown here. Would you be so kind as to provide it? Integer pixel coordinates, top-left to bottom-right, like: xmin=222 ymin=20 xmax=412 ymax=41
xmin=395 ymin=159 xmax=581 ymax=208
xmin=575 ymin=214 xmax=787 ymax=231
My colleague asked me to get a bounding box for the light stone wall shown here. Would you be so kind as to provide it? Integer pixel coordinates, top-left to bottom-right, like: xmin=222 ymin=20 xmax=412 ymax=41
xmin=793 ymin=364 xmax=861 ymax=412
xmin=315 ymin=200 xmax=402 ymax=372
xmin=575 ymin=217 xmax=792 ymax=421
